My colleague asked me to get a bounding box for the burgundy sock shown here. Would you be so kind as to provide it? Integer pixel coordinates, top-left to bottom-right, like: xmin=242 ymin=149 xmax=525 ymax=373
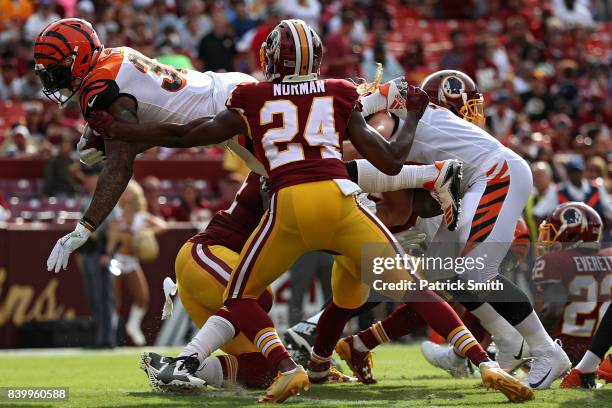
xmin=358 ymin=304 xmax=425 ymax=349
xmin=224 ymin=298 xmax=289 ymax=369
xmin=405 ymin=290 xmax=490 ymax=365
xmin=313 ymin=302 xmax=356 ymax=358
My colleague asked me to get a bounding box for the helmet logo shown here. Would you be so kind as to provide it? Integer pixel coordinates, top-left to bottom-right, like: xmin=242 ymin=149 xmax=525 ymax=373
xmin=560 ymin=207 xmax=584 ymax=230
xmin=442 ymin=76 xmax=465 ymax=99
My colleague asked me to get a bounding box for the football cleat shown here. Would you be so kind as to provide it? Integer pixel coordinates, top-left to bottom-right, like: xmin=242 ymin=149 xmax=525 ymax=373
xmin=493 ymin=338 xmax=532 ymax=374
xmin=258 ymin=365 xmax=310 ymax=403
xmin=527 ymin=339 xmax=571 ymax=389
xmin=155 ymin=353 xmax=206 ymax=392
xmin=597 ymin=354 xmax=612 ymax=383
xmin=379 ymin=77 xmax=408 ymax=119
xmin=307 ymin=358 xmax=357 ymax=384
xmin=480 ymin=361 xmax=535 ymax=402
xmin=140 ymin=352 xmax=175 ymax=392
xmin=420 ymin=341 xmax=470 ymax=378
xmin=335 ymin=336 xmax=377 ymax=384
xmin=560 ymin=368 xmax=597 ymax=389
xmin=425 ymin=160 xmax=463 ymax=232
xmin=283 ymin=323 xmax=317 ymax=368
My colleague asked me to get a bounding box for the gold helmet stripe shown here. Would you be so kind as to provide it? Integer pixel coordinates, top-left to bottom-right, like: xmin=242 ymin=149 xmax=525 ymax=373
xmin=292 ymin=20 xmax=310 ymax=75
xmin=284 ymin=20 xmax=302 ymax=76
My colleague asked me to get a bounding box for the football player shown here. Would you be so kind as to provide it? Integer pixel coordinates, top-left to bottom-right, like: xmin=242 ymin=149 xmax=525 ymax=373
xmin=340 ymin=70 xmax=572 ymax=389
xmin=37 ymin=18 xmax=461 ymax=275
xmin=528 ymin=202 xmax=611 ymax=388
xmin=88 ymin=19 xmax=533 ymax=404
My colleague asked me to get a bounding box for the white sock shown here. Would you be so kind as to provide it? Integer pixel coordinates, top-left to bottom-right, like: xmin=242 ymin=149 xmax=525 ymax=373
xmin=194 ymin=356 xmax=224 ymax=386
xmin=514 ymin=310 xmax=555 ymax=350
xmin=127 ymin=304 xmax=147 ymax=328
xmin=361 ymin=92 xmax=387 ymax=116
xmin=180 ymin=315 xmax=236 ymax=362
xmin=575 ymin=350 xmax=602 ymax=373
xmin=353 ymin=335 xmax=369 ymax=352
xmin=355 ymin=159 xmax=438 ymax=193
xmin=306 ymin=310 xmax=323 ymax=325
xmin=470 ymin=303 xmax=522 ymax=344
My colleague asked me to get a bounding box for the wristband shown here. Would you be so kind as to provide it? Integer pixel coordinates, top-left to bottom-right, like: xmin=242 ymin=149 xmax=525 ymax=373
xmin=79 ymin=218 xmax=97 ymax=232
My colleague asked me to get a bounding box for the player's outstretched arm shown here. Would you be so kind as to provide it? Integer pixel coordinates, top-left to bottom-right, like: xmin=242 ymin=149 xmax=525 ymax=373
xmin=87 ymin=110 xmax=245 ymax=148
xmin=47 ymin=96 xmax=149 ymax=272
xmin=347 ymin=109 xmax=419 ymax=175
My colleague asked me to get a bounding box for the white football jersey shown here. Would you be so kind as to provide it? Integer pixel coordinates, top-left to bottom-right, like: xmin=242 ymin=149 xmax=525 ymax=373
xmin=78 ymin=46 xmax=264 ymax=173
xmin=401 ymin=104 xmax=520 ymax=190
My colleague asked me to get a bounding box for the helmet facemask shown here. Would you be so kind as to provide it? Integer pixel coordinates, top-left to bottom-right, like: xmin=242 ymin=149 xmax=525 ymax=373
xmin=35 ymin=52 xmax=83 ymax=106
xmin=459 ymin=92 xmax=485 ymax=129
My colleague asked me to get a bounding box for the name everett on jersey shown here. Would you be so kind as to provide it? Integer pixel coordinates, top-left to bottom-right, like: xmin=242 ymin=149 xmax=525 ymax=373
xmin=273 ymin=80 xmax=326 ymax=96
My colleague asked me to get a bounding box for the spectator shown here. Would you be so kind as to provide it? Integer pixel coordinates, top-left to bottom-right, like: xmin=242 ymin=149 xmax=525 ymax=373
xmin=166 ymin=179 xmax=206 ymax=222
xmin=1 ymin=124 xmax=38 ymax=157
xmin=279 ymin=0 xmax=321 ymax=31
xmin=76 ymin=163 xmax=116 ymax=349
xmin=10 ymin=61 xmax=43 ymax=100
xmin=141 ymin=176 xmax=172 ymax=219
xmin=198 ymin=12 xmax=236 ymax=72
xmin=178 ymin=0 xmax=212 ymax=58
xmin=521 ymin=74 xmax=554 ymax=121
xmin=43 ymin=136 xmax=79 ymax=197
xmin=585 ymin=156 xmax=611 ymax=193
xmin=552 ymin=0 xmax=594 ymax=27
xmin=324 ymin=11 xmax=358 ymax=79
xmin=230 ymin=0 xmax=257 ymax=40
xmin=487 ymin=91 xmax=517 ymax=139
xmin=440 ymin=29 xmax=470 ymax=70
xmin=24 ymin=0 xmax=60 ymax=41
xmin=0 ymin=60 xmax=19 ymax=100
xmin=535 ymin=158 xmax=612 ymax=225
xmin=525 ymin=161 xmax=558 ymax=239
xmin=361 ymin=40 xmax=404 ymax=83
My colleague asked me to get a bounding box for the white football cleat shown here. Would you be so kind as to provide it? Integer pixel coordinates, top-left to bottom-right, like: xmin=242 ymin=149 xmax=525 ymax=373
xmin=527 ymin=339 xmax=571 ymax=389
xmin=379 ymin=77 xmax=408 ymax=119
xmin=156 ymin=354 xmax=207 ymax=392
xmin=492 ymin=337 xmax=532 ymax=374
xmin=420 ymin=341 xmax=470 ymax=378
xmin=428 ymin=160 xmax=463 ymax=231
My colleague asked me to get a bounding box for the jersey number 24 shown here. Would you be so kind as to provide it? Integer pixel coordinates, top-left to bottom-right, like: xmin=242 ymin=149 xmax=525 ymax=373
xmin=260 ymin=98 xmax=341 ymax=169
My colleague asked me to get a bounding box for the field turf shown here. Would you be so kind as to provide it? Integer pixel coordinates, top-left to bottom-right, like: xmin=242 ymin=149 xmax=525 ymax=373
xmin=1 ymin=344 xmax=610 ymax=407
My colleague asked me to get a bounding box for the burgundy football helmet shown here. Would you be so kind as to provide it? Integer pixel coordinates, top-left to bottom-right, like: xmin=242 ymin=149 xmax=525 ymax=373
xmin=260 ymin=19 xmax=323 ymax=82
xmin=538 ymin=202 xmax=602 ymax=251
xmin=420 ymin=70 xmax=485 ymax=128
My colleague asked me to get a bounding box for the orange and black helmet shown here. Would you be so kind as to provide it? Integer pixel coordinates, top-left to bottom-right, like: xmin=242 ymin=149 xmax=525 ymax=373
xmin=34 ymin=18 xmax=102 ymax=106
xmin=260 ymin=19 xmax=323 ymax=82
xmin=420 ymin=70 xmax=485 ymax=128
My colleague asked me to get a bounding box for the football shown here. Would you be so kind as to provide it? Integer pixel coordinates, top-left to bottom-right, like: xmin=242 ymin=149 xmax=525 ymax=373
xmin=81 ymin=122 xmax=106 ymax=155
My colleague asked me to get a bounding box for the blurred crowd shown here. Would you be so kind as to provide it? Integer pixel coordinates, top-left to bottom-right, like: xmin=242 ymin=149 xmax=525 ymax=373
xmin=0 ymin=0 xmax=610 ymax=234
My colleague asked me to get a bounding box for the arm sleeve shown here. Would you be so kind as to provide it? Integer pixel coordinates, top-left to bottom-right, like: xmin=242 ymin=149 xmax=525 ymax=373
xmin=79 ymin=79 xmax=121 ymax=117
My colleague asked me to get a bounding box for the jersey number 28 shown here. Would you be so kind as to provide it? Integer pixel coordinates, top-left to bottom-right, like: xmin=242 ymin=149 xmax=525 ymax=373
xmin=127 ymin=52 xmax=187 ymax=92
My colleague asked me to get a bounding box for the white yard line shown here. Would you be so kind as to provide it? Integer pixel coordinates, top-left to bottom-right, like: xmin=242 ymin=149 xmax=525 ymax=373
xmin=0 ymin=346 xmax=181 ymax=357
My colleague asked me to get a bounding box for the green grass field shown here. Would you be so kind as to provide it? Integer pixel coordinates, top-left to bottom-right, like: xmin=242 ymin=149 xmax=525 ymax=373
xmin=1 ymin=344 xmax=610 ymax=407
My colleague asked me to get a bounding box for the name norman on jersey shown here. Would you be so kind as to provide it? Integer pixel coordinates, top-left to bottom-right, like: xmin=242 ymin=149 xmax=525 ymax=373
xmin=272 ymin=80 xmax=326 ymax=96
xmin=226 ymin=79 xmax=361 ymax=192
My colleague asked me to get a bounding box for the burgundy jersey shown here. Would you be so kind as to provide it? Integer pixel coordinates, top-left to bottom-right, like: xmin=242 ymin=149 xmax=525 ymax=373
xmin=532 ymin=247 xmax=612 ymax=364
xmin=226 ymin=79 xmax=361 ymax=192
xmin=190 ymin=172 xmax=264 ymax=253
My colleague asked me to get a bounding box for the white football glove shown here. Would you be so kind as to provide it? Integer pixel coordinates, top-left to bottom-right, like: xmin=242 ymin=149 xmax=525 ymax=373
xmin=77 ymin=124 xmax=105 ymax=166
xmin=47 ymin=223 xmax=92 ymax=273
